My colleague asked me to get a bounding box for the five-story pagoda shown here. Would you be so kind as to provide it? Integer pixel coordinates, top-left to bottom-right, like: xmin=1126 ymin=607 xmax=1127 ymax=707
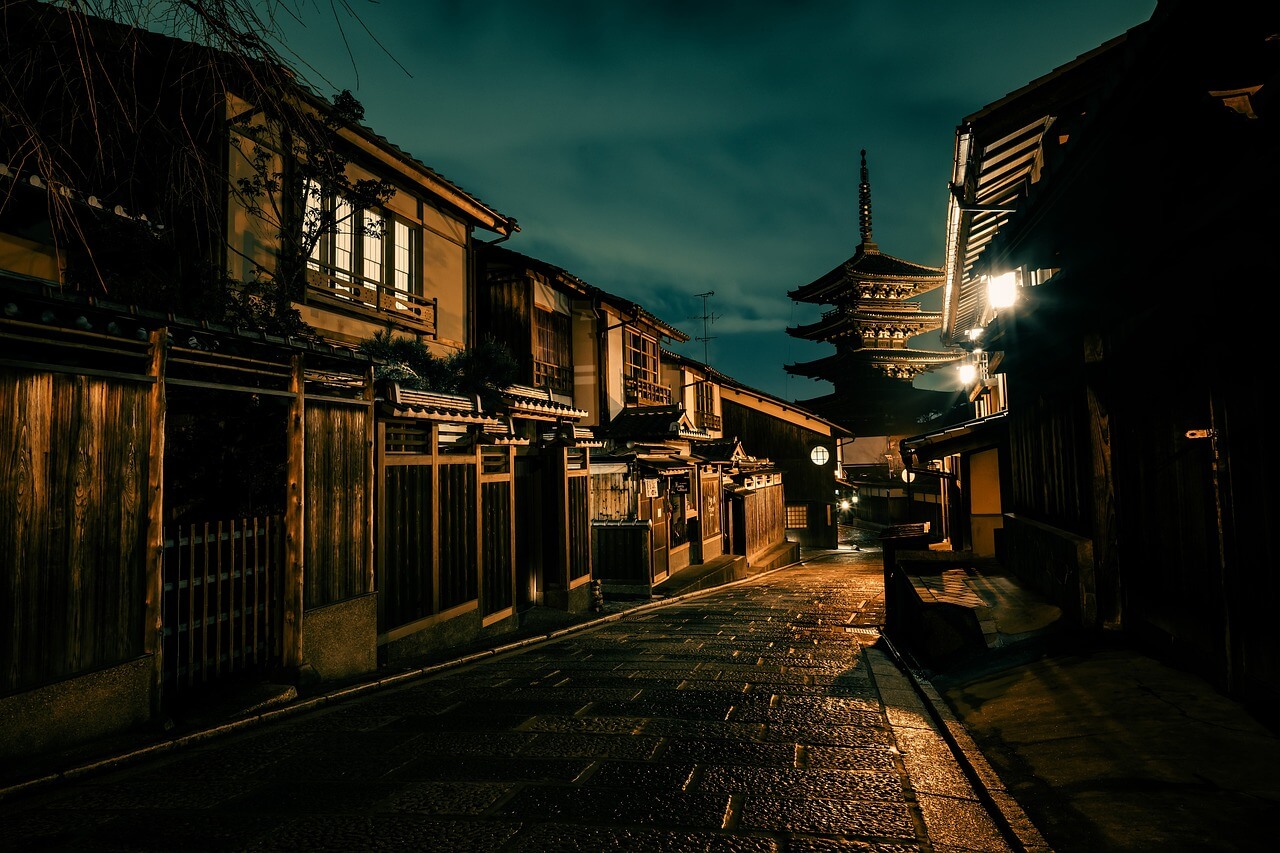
xmin=785 ymin=151 xmax=963 ymax=436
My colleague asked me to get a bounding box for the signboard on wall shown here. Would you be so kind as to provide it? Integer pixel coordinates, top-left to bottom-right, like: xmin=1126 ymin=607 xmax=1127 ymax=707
xmin=669 ymin=475 xmax=690 ymax=494
xmin=644 ymin=478 xmax=659 ymax=498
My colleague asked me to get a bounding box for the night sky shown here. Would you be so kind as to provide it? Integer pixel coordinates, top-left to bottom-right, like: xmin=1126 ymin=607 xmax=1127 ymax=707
xmin=276 ymin=0 xmax=1157 ymax=400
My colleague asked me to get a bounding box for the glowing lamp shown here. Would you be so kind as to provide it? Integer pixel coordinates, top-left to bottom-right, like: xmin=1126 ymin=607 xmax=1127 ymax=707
xmin=988 ymin=271 xmax=1019 ymax=309
xmin=958 ymin=362 xmax=977 ymax=385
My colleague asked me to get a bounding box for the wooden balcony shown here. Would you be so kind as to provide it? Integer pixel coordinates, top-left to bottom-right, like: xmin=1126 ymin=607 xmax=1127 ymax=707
xmin=696 ymin=410 xmax=721 ymax=431
xmin=305 ymin=266 xmax=437 ymax=337
xmin=624 ymin=375 xmax=671 ymax=405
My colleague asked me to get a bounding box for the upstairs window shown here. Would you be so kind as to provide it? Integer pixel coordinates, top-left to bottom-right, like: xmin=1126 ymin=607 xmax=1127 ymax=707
xmin=624 ymin=329 xmax=659 ymax=383
xmin=623 ymin=328 xmax=669 ymax=405
xmin=694 ymin=379 xmax=720 ymax=430
xmin=305 ymin=180 xmax=422 ymax=300
xmin=534 ymin=307 xmax=573 ymax=394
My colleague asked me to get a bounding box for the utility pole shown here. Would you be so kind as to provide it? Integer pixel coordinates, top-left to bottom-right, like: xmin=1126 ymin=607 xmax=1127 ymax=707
xmin=689 ymin=290 xmax=719 ymax=366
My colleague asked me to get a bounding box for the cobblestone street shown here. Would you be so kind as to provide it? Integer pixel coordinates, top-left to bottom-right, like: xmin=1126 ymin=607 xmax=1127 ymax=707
xmin=1 ymin=550 xmax=1012 ymax=852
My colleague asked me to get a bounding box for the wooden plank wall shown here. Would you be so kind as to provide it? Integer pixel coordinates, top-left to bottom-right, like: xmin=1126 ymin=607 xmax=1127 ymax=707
xmin=381 ymin=464 xmax=433 ymax=629
xmin=437 ymin=461 xmax=478 ymax=611
xmin=590 ymin=471 xmax=634 ymax=520
xmin=568 ymin=475 xmax=591 ymax=581
xmin=304 ymin=403 xmax=372 ymax=609
xmin=1007 ymin=388 xmax=1090 ymax=534
xmin=743 ymin=483 xmax=785 ymax=564
xmin=481 ymin=479 xmax=513 ymax=616
xmin=1 ymin=370 xmax=150 ymax=695
xmin=592 ymin=524 xmax=651 ymax=583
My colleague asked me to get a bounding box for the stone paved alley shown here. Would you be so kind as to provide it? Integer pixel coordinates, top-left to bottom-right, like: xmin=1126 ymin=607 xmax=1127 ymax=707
xmin=0 ymin=550 xmax=1016 ymax=852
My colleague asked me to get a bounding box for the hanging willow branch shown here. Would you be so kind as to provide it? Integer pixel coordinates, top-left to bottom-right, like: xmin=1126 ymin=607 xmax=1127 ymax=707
xmin=0 ymin=0 xmax=395 ymax=333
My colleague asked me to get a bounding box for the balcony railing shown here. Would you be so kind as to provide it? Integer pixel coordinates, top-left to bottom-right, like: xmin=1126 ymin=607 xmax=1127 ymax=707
xmin=624 ymin=374 xmax=671 ymax=405
xmin=696 ymin=410 xmax=721 ymax=431
xmin=305 ymin=265 xmax=437 ymax=337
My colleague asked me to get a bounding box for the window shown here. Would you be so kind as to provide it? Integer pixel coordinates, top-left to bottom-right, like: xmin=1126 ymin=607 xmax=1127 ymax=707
xmin=534 ymin=307 xmax=572 ymax=394
xmin=810 ymin=446 xmax=830 ymax=466
xmin=694 ymin=380 xmax=720 ymax=430
xmin=624 ymin=329 xmax=659 ymax=383
xmin=695 ymin=381 xmax=714 ymax=415
xmin=786 ymin=504 xmax=808 ymax=528
xmin=623 ymin=328 xmax=670 ymax=404
xmin=304 ymin=181 xmax=423 ymax=313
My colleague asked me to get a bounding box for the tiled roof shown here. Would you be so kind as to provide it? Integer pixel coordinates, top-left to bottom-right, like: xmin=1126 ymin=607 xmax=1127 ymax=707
xmin=789 ymin=246 xmax=944 ymax=305
xmin=606 ymin=405 xmax=709 ymax=441
xmin=501 ymin=384 xmax=587 ymax=420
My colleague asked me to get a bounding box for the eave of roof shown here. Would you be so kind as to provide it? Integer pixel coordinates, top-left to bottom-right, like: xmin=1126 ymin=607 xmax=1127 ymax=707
xmin=789 ymin=246 xmax=944 ymax=304
xmin=479 ymin=244 xmax=689 ymax=342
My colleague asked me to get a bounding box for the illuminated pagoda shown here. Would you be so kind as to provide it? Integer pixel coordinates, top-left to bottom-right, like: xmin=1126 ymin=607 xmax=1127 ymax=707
xmin=785 ymin=150 xmax=964 ymax=436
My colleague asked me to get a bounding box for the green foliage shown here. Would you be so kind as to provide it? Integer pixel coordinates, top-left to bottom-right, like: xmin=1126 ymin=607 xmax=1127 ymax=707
xmin=448 ymin=338 xmax=519 ymax=410
xmin=358 ymin=333 xmax=518 ymax=410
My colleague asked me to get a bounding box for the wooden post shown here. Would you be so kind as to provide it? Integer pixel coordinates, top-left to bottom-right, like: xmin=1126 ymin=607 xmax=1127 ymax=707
xmin=430 ymin=421 xmax=440 ymax=615
xmin=363 ymin=367 xmax=376 ymax=595
xmin=282 ymin=355 xmax=306 ymax=671
xmin=474 ymin=440 xmax=483 ymax=609
xmin=144 ymin=328 xmax=167 ymax=719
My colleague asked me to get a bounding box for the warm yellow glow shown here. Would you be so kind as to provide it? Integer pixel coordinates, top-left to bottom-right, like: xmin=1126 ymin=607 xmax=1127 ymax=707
xmin=988 ymin=271 xmax=1019 ymax=308
xmin=958 ymin=362 xmax=977 ymax=384
xmin=839 ymin=500 xmax=851 ymax=511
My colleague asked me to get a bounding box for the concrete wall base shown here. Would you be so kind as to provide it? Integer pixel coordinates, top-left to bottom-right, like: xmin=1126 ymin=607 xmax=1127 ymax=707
xmin=302 ymin=593 xmax=378 ymax=683
xmin=0 ymin=656 xmax=154 ymax=760
xmin=381 ymin=607 xmax=520 ymax=666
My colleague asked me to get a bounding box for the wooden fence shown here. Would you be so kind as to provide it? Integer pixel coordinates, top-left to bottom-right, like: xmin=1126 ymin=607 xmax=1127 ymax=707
xmin=377 ymin=418 xmax=516 ymax=637
xmin=742 ymin=483 xmax=786 ymax=564
xmin=304 ymin=403 xmax=373 ymax=609
xmin=1 ymin=369 xmax=151 ymax=696
xmin=161 ymin=516 xmax=284 ymax=694
xmin=592 ymin=521 xmax=653 ymax=584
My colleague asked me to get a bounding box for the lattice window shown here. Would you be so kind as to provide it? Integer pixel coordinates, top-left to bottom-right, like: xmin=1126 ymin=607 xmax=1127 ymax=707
xmin=624 ymin=329 xmax=659 ymax=384
xmin=534 ymin=307 xmax=572 ymax=394
xmin=785 ymin=504 xmax=808 ymax=528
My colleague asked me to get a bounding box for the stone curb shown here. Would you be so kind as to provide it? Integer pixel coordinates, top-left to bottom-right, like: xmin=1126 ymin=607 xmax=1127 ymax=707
xmin=878 ymin=632 xmax=1053 ymax=853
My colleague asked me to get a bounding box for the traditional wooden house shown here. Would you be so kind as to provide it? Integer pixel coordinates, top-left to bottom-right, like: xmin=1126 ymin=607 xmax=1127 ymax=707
xmin=716 ymin=375 xmax=850 ymax=552
xmin=917 ymin=0 xmax=1280 ymax=718
xmin=472 ymin=244 xmax=604 ymax=611
xmin=1 ymin=1 xmax=522 ymax=754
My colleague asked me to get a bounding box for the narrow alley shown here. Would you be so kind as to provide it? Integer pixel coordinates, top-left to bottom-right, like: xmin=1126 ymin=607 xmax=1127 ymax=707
xmin=0 ymin=550 xmax=1016 ymax=852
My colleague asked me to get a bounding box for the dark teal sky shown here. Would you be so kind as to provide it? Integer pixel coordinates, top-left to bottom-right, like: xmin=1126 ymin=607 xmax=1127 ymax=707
xmin=276 ymin=0 xmax=1157 ymax=400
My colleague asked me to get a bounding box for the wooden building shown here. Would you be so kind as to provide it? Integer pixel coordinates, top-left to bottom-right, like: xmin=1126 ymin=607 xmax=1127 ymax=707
xmin=0 ymin=278 xmax=377 ymax=758
xmin=1 ymin=2 xmax=522 ymax=754
xmin=921 ymin=0 xmax=1280 ymax=720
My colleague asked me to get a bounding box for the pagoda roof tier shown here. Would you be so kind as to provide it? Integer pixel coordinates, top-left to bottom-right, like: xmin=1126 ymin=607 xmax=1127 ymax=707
xmin=787 ymin=306 xmax=944 ymax=342
xmin=785 ymin=347 xmax=964 ymax=382
xmin=789 ymin=246 xmax=944 ymax=305
xmin=797 ymin=387 xmax=971 ymax=437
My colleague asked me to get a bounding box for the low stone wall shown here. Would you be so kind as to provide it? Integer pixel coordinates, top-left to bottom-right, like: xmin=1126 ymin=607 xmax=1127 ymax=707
xmin=0 ymin=656 xmax=153 ymax=760
xmin=301 ymin=593 xmax=378 ymax=682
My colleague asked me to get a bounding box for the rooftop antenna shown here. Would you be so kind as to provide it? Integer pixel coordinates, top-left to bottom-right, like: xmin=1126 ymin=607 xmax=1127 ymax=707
xmin=689 ymin=291 xmax=719 ymax=366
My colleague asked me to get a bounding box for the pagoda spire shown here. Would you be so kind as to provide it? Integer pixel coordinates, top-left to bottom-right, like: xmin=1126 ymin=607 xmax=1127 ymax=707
xmin=858 ymin=149 xmax=878 ymax=253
